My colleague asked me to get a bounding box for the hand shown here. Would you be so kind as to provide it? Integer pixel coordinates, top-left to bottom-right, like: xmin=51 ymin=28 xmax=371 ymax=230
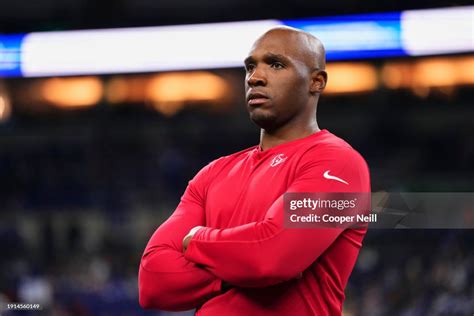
xmin=182 ymin=226 xmax=204 ymax=252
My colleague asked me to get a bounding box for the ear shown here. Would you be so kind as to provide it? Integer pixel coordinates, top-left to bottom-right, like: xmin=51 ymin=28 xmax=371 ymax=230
xmin=310 ymin=70 xmax=327 ymax=94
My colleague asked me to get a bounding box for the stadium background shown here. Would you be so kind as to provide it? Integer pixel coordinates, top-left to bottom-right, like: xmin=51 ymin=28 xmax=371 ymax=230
xmin=0 ymin=0 xmax=473 ymax=315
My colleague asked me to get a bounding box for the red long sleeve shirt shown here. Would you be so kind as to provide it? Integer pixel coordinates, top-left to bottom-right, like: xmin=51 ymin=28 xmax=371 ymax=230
xmin=139 ymin=129 xmax=371 ymax=315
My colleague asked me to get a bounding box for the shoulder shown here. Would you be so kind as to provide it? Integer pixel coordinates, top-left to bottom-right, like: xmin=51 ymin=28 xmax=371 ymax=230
xmin=300 ymin=131 xmax=367 ymax=166
xmin=297 ymin=132 xmax=370 ymax=188
xmin=195 ymin=146 xmax=257 ymax=177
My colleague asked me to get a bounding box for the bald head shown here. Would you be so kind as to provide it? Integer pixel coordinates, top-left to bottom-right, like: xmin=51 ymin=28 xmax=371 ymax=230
xmin=244 ymin=25 xmax=328 ymax=134
xmin=254 ymin=26 xmax=326 ymax=71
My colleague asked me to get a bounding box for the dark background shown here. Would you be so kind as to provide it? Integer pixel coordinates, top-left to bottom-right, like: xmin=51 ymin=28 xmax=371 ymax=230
xmin=0 ymin=0 xmax=473 ymax=315
xmin=0 ymin=0 xmax=470 ymax=33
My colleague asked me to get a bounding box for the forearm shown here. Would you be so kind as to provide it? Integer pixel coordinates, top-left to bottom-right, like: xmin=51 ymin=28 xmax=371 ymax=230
xmin=139 ymin=245 xmax=222 ymax=310
xmin=184 ymin=213 xmax=342 ymax=287
xmin=139 ymin=192 xmax=221 ymax=309
xmin=184 ymin=168 xmax=368 ymax=287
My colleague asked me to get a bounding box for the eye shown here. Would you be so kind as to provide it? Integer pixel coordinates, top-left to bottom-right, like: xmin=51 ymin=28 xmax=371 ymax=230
xmin=270 ymin=62 xmax=284 ymax=69
xmin=245 ymin=63 xmax=255 ymax=72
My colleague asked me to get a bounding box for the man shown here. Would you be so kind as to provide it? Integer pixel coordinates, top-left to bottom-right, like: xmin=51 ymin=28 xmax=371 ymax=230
xmin=139 ymin=26 xmax=370 ymax=315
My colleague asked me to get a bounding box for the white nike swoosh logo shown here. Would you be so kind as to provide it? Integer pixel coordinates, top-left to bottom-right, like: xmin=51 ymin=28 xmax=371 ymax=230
xmin=323 ymin=170 xmax=349 ymax=185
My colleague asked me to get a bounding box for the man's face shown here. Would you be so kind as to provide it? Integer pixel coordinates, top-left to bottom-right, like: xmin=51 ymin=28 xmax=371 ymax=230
xmin=244 ymin=31 xmax=312 ymax=131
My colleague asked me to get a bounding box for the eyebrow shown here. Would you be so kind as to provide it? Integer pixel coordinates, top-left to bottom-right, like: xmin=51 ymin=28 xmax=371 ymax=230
xmin=244 ymin=56 xmax=255 ymax=66
xmin=244 ymin=53 xmax=292 ymax=66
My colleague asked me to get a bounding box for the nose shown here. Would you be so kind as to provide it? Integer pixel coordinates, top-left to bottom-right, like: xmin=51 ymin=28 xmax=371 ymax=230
xmin=246 ymin=65 xmax=267 ymax=87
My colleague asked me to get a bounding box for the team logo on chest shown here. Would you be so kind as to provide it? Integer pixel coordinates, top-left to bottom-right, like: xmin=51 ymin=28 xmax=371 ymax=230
xmin=270 ymin=153 xmax=287 ymax=167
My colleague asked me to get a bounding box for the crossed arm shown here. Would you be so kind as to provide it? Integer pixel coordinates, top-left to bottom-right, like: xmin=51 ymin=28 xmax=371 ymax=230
xmin=182 ymin=182 xmax=348 ymax=287
xmin=139 ymin=149 xmax=369 ymax=309
xmin=138 ymin=163 xmax=222 ymax=311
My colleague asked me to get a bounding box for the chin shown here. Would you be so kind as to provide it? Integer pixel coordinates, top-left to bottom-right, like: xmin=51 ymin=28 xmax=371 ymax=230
xmin=249 ymin=110 xmax=279 ymax=131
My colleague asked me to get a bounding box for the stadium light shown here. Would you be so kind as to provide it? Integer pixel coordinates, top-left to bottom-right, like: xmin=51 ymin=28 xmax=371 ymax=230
xmin=324 ymin=63 xmax=378 ymax=94
xmin=41 ymin=77 xmax=103 ymax=108
xmin=0 ymin=6 xmax=472 ymax=78
xmin=381 ymin=56 xmax=474 ymax=90
xmin=401 ymin=7 xmax=474 ymax=56
xmin=0 ymin=94 xmax=12 ymax=121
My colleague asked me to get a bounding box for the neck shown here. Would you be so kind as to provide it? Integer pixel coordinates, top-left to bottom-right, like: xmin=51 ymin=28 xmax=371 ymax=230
xmin=259 ymin=120 xmax=320 ymax=151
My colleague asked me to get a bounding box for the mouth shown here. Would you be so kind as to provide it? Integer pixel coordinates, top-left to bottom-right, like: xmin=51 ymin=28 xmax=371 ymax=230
xmin=247 ymin=92 xmax=269 ymax=106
